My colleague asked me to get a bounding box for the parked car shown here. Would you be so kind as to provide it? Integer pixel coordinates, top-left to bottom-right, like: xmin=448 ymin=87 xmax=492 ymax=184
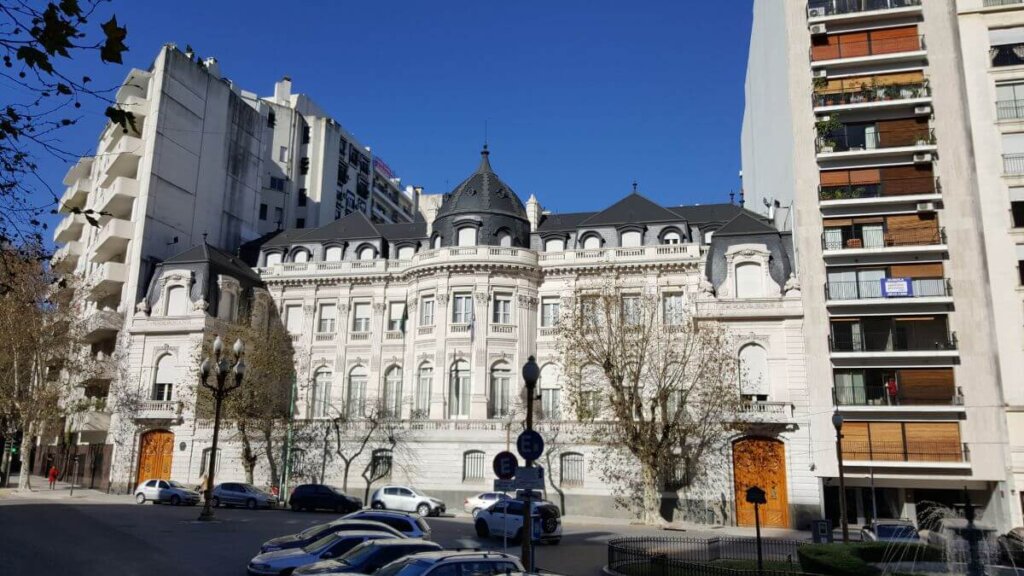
xmin=212 ymin=482 xmax=279 ymax=509
xmin=463 ymin=492 xmax=510 ymax=516
xmin=368 ymin=550 xmax=523 ymax=576
xmin=998 ymin=527 xmax=1024 ymax=566
xmin=342 ymin=510 xmax=432 ymax=540
xmin=860 ymin=519 xmax=922 ymax=543
xmin=370 ymin=485 xmax=446 ymax=517
xmin=260 ymin=520 xmax=405 ymax=553
xmin=289 ymin=484 xmax=363 ymax=513
xmin=247 ymin=530 xmax=398 ymax=576
xmin=134 ymin=479 xmax=201 ymax=506
xmin=474 ymin=499 xmax=561 ymax=544
xmin=292 ymin=538 xmax=442 ymax=575
xmin=926 ymin=518 xmax=1000 ymax=565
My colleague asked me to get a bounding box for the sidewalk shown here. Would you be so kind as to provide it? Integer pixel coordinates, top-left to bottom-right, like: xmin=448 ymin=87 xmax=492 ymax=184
xmin=0 ymin=474 xmax=130 ymax=504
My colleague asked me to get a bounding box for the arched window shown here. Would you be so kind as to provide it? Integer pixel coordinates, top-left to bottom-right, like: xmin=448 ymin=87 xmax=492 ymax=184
xmin=457 ymin=227 xmax=477 ymax=247
xmin=704 ymin=230 xmax=715 ymax=244
xmin=489 ymin=362 xmax=511 ymax=419
xmin=347 ymin=366 xmax=367 ymax=417
xmin=358 ymin=246 xmax=376 ymax=261
xmin=324 ymin=246 xmax=343 ymax=262
xmin=449 ymin=360 xmax=470 ymax=418
xmin=397 ymin=246 xmax=415 ymax=260
xmin=152 ymin=354 xmax=177 ymax=401
xmin=293 ymin=249 xmax=310 ymax=263
xmin=265 ymin=252 xmax=282 ymax=266
xmin=577 ymin=364 xmax=605 ymax=419
xmin=735 ymin=262 xmax=764 ymax=299
xmin=218 ymin=291 xmax=236 ymax=321
xmin=581 ymin=235 xmax=602 ymax=250
xmin=463 ymin=450 xmax=485 ymax=481
xmin=661 ymin=230 xmax=682 ymax=245
xmin=415 ymin=363 xmax=433 ymax=418
xmin=432 ymin=235 xmax=442 ymax=249
xmin=199 ymin=447 xmax=221 ymax=477
xmin=165 ymin=285 xmax=189 ymax=316
xmin=544 ymin=238 xmax=565 ymax=252
xmin=383 ymin=366 xmax=403 ymax=417
xmin=560 ymin=452 xmax=584 ymax=487
xmin=738 ymin=344 xmax=770 ymax=401
xmin=497 ymin=231 xmax=512 ymax=247
xmin=311 ymin=368 xmax=332 ymax=418
xmin=539 ymin=363 xmax=562 ymax=420
xmin=620 ymin=230 xmax=642 ymax=247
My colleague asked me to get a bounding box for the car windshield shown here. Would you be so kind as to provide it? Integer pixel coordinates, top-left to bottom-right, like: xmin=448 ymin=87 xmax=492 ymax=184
xmin=298 ymin=523 xmax=331 ymax=538
xmin=387 ymin=560 xmax=431 ymax=576
xmin=877 ymin=525 xmax=918 ymax=539
xmin=303 ymin=534 xmax=338 ymax=553
xmin=409 ymin=487 xmax=427 ymax=496
xmin=168 ymin=481 xmax=186 ymax=489
xmin=336 ymin=541 xmax=376 ymax=566
xmin=330 ymin=486 xmax=347 ymax=495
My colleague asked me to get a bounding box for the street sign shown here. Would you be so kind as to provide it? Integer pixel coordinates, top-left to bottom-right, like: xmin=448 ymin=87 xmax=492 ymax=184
xmin=516 ymin=430 xmax=544 ymax=461
xmin=514 ymin=466 xmax=544 ymax=490
xmin=493 ymin=451 xmax=519 ymax=480
xmin=746 ymin=486 xmax=767 ymax=505
xmin=493 ymin=479 xmax=515 ymax=492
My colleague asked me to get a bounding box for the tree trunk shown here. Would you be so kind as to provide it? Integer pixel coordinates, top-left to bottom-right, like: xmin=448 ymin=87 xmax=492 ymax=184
xmin=641 ymin=464 xmax=662 ymax=526
xmin=261 ymin=423 xmax=279 ymax=489
xmin=17 ymin=422 xmax=33 ymax=491
xmin=238 ymin=421 xmax=257 ymax=485
xmin=340 ymin=459 xmax=351 ymax=492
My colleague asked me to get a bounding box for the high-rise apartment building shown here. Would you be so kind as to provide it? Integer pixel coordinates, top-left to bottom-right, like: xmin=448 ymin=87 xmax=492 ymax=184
xmin=742 ymin=0 xmax=1019 ymax=530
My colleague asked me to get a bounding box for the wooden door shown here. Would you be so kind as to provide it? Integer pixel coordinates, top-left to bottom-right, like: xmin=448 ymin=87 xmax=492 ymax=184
xmin=733 ymin=437 xmax=789 ymax=528
xmin=137 ymin=430 xmax=174 ymax=485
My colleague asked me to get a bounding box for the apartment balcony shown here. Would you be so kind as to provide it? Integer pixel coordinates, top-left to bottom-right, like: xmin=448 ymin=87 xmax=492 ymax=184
xmin=313 ymin=332 xmax=336 ymax=343
xmin=416 ymin=325 xmax=435 ymax=338
xmin=734 ymin=401 xmax=794 ymax=423
xmin=91 ymin=217 xmax=133 ymax=263
xmin=99 ymin=134 xmax=142 ymax=187
xmin=349 ymin=331 xmax=371 ymax=343
xmin=54 ymin=213 xmax=87 ymax=243
xmin=984 ymin=0 xmax=1024 ymax=7
xmin=121 ymin=94 xmax=150 ymax=118
xmin=62 ymin=157 xmax=94 ymax=186
xmin=80 ymin=354 xmax=116 ymax=387
xmin=449 ymin=323 xmax=472 ymax=337
xmin=82 ymin=308 xmax=123 ymax=343
xmin=490 ymin=324 xmax=515 ymax=335
xmin=825 ymin=278 xmax=952 ymax=306
xmin=1003 ymin=154 xmax=1024 ymax=175
xmin=834 ymin=385 xmax=963 ymax=413
xmin=821 ymin=227 xmax=946 ymax=259
xmin=991 ymin=43 xmax=1024 ymax=68
xmin=841 ymin=440 xmax=969 ymax=468
xmin=813 ymin=81 xmax=931 ymax=114
xmin=830 ymin=325 xmax=956 ymax=353
xmin=816 ymin=128 xmax=936 ymax=161
xmin=59 ymin=178 xmax=92 ymax=213
xmin=69 ymin=408 xmax=111 ymax=433
xmin=52 ymin=241 xmax=83 ymax=268
xmin=135 ymin=400 xmax=182 ymax=422
xmin=818 ymin=176 xmax=940 ymax=206
xmin=807 ymin=0 xmax=922 ymax=23
xmin=88 ymin=262 xmax=127 ymax=300
xmin=384 ymin=330 xmax=405 ymax=342
xmin=95 ymin=176 xmax=138 ymax=219
xmin=262 ymin=247 xmax=539 ymax=279
xmin=810 ymin=35 xmax=926 ymax=69
xmin=538 ymin=244 xmax=703 ymax=267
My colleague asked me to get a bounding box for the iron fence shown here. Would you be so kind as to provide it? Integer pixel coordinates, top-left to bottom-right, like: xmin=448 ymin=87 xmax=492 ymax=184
xmin=807 ymin=0 xmax=920 ymax=17
xmin=607 ymin=537 xmax=815 ymax=576
xmin=810 ymin=34 xmax=924 ymax=62
xmin=813 ymin=81 xmax=929 ymax=108
xmin=817 ymin=176 xmax=938 ymax=200
xmin=1004 ymin=153 xmax=1024 ymax=175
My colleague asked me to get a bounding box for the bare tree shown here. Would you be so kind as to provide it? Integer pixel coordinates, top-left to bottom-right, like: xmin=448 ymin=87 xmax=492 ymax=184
xmin=555 ymin=278 xmax=743 ymax=524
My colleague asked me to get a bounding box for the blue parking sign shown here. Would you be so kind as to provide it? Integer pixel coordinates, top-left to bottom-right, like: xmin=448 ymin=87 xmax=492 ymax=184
xmin=516 ymin=430 xmax=544 ymax=461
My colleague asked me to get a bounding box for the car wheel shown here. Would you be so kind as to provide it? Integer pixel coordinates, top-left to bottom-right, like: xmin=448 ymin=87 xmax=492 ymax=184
xmin=416 ymin=503 xmax=431 ymax=517
xmin=246 ymin=498 xmax=257 ymax=510
xmin=371 ymin=501 xmax=385 ymax=510
xmin=211 ymin=497 xmax=221 ymax=508
xmin=290 ymin=501 xmax=301 ymax=512
xmin=135 ymin=493 xmax=146 ymax=505
xmin=472 ymin=507 xmax=482 ymax=518
xmin=170 ymin=495 xmax=181 ymax=506
xmin=475 ymin=519 xmax=490 ymax=538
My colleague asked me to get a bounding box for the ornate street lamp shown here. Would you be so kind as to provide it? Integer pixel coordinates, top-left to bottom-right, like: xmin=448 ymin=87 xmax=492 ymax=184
xmin=197 ymin=336 xmax=245 ymax=521
xmin=832 ymin=411 xmax=849 ymax=543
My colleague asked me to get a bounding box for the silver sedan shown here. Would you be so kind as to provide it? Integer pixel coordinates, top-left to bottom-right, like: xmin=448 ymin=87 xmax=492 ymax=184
xmin=134 ymin=479 xmax=201 ymax=506
xmin=211 ymin=482 xmax=279 ymax=510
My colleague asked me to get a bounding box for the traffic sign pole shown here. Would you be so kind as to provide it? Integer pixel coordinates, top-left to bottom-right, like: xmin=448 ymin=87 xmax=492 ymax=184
xmin=520 ymin=357 xmax=541 ymax=573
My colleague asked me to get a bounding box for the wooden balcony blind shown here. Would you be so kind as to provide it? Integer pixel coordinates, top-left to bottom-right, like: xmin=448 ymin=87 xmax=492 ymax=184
xmin=879 ymin=165 xmax=935 ymax=196
xmin=905 ymin=422 xmax=961 ymax=462
xmin=878 ymin=117 xmax=931 ymax=147
xmin=812 ymin=26 xmax=919 ymax=60
xmin=816 ymin=71 xmax=926 ymax=94
xmin=886 ymin=214 xmax=939 ymax=243
xmin=889 ymin=262 xmax=943 ymax=278
xmin=820 ymin=168 xmax=881 ymax=186
xmin=842 ymin=421 xmax=962 ymax=462
xmin=897 ymin=369 xmax=955 ymax=405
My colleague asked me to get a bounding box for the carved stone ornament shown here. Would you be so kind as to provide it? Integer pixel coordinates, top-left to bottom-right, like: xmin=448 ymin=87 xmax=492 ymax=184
xmin=437 ymin=293 xmax=450 ymax=306
xmin=339 ymin=303 xmax=350 ymax=315
xmin=407 ymin=300 xmax=418 ymax=312
xmin=698 ymin=277 xmax=715 ymax=296
xmin=372 ymin=302 xmax=387 ymax=314
xmin=302 ymin=303 xmax=314 ymax=314
xmin=783 ymin=273 xmax=802 ymax=297
xmin=135 ymin=299 xmax=150 ymax=317
xmin=192 ymin=299 xmax=209 ymax=312
xmin=474 ymin=292 xmax=489 ymax=304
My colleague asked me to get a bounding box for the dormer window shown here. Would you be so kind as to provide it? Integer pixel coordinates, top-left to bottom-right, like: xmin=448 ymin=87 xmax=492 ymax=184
xmin=544 ymin=238 xmax=565 ymax=252
xmin=662 ymin=231 xmax=682 ymax=245
xmin=293 ymin=249 xmax=310 ymax=263
xmin=620 ymin=230 xmax=642 ymax=247
xmin=735 ymin=262 xmax=764 ymax=298
xmin=165 ymin=286 xmax=189 ymax=316
xmin=218 ymin=292 xmax=236 ymax=322
xmin=432 ymin=235 xmax=442 ymax=249
xmin=325 ymin=246 xmax=343 ymax=262
xmin=457 ymin=227 xmax=477 ymax=247
xmin=358 ymin=246 xmax=376 ymax=260
xmin=397 ymin=245 xmax=415 ymax=260
xmin=265 ymin=253 xmax=282 ymax=267
xmin=497 ymin=231 xmax=512 ymax=247
xmin=581 ymin=234 xmax=602 ymax=250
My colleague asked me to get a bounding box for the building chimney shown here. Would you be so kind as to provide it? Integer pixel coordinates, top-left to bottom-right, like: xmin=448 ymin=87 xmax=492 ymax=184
xmin=274 ymin=76 xmax=292 ymax=103
xmin=526 ymin=194 xmax=542 ymax=232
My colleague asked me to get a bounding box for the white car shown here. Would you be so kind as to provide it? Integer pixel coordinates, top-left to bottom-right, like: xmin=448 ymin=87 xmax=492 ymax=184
xmin=463 ymin=491 xmax=509 ymax=516
xmin=134 ymin=479 xmax=201 ymax=506
xmin=474 ymin=499 xmax=561 ymax=544
xmin=370 ymin=485 xmax=446 ymax=517
xmin=247 ymin=530 xmax=398 ymax=576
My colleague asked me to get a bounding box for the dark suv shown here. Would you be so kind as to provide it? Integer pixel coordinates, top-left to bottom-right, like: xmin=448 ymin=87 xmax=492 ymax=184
xmin=289 ymin=484 xmax=362 ymax=513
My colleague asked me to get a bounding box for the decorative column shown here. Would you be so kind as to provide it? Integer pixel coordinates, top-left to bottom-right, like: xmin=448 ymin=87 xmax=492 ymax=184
xmin=432 ymin=293 xmax=449 ymax=419
xmin=471 ymin=291 xmax=491 ymax=419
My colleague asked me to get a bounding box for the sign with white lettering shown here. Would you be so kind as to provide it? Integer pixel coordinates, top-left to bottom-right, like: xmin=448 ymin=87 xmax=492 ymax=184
xmin=881 ymin=277 xmax=913 ymax=298
xmin=493 ymin=479 xmax=515 ymax=492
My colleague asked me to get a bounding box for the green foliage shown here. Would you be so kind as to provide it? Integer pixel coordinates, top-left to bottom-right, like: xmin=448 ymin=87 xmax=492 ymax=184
xmin=798 ymin=544 xmax=879 ymax=576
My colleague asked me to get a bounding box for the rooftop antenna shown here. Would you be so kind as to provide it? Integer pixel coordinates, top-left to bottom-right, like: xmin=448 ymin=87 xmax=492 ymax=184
xmin=729 ymin=191 xmax=735 ymax=205
xmin=632 ymin=180 xmax=639 ymax=194
xmin=484 ymin=119 xmax=488 ymax=149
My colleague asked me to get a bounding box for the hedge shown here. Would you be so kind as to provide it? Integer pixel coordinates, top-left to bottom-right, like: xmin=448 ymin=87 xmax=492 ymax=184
xmin=797 ymin=542 xmax=942 ymax=576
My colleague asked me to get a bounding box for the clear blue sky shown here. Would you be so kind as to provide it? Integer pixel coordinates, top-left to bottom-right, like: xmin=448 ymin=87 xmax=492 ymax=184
xmin=40 ymin=0 xmax=753 ymax=235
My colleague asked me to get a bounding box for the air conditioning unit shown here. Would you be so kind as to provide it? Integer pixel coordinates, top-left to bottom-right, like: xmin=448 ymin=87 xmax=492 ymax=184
xmin=808 ymin=6 xmax=826 ymax=18
xmin=916 ymin=201 xmax=936 ymax=212
xmin=813 ymin=69 xmax=828 ymax=79
xmin=913 ymin=152 xmax=934 ymax=163
xmin=809 ymin=24 xmax=827 ymax=36
xmin=914 ymin=105 xmax=933 ymax=115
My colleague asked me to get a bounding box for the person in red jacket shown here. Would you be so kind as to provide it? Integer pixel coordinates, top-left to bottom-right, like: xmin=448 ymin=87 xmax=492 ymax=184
xmin=47 ymin=465 xmax=59 ymax=489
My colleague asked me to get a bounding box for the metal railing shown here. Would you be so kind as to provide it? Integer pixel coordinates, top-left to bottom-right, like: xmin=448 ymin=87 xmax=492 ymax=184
xmin=1004 ymin=153 xmax=1024 ymax=174
xmin=811 ymin=34 xmax=925 ymax=62
xmin=997 ymin=99 xmax=1024 ymax=121
xmin=818 ymin=176 xmax=938 ymax=200
xmin=813 ymin=81 xmax=929 ymax=108
xmin=607 ymin=537 xmax=813 ymax=576
xmin=833 ymin=384 xmax=963 ymax=406
xmin=808 ymin=0 xmax=920 ymax=17
xmin=816 ymin=127 xmax=934 ymax=153
xmin=825 ymin=278 xmax=949 ymax=300
xmin=985 ymin=0 xmax=1024 ymax=5
xmin=841 ymin=440 xmax=969 ymax=463
xmin=992 ymin=43 xmax=1024 ymax=68
xmin=821 ymin=227 xmax=944 ymax=250
xmin=829 ymin=327 xmax=957 ymax=352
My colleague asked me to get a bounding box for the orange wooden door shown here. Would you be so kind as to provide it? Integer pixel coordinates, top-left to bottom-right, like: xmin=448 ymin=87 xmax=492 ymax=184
xmin=137 ymin=430 xmax=174 ymax=485
xmin=733 ymin=437 xmax=790 ymax=528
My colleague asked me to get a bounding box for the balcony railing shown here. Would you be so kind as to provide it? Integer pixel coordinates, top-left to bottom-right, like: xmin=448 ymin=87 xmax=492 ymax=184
xmin=825 ymin=278 xmax=950 ymax=300
xmin=833 ymin=384 xmax=963 ymax=407
xmin=997 ymin=99 xmax=1024 ymax=121
xmin=136 ymin=400 xmax=181 ymax=420
xmin=985 ymin=0 xmax=1024 ymax=6
xmin=814 ymin=81 xmax=930 ymax=108
xmin=822 ymin=227 xmax=944 ymax=251
xmin=817 ymin=127 xmax=934 ymax=153
xmin=991 ymin=43 xmax=1024 ymax=68
xmin=829 ymin=329 xmax=957 ymax=352
xmin=818 ymin=176 xmax=938 ymax=200
xmin=1004 ymin=153 xmax=1024 ymax=175
xmin=842 ymin=440 xmax=968 ymax=463
xmin=811 ymin=35 xmax=925 ymax=62
xmin=808 ymin=0 xmax=920 ymax=17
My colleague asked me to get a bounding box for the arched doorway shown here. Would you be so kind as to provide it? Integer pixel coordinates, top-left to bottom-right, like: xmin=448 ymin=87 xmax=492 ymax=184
xmin=733 ymin=437 xmax=789 ymax=528
xmin=136 ymin=430 xmax=174 ymax=485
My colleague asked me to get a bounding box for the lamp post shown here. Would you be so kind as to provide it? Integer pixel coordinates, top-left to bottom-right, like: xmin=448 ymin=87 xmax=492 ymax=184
xmin=521 ymin=356 xmax=540 ymax=573
xmin=832 ymin=412 xmax=849 ymax=543
xmin=197 ymin=336 xmax=245 ymax=522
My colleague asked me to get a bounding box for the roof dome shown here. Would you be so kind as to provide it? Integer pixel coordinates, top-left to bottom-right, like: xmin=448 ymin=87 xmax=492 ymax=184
xmin=436 ymin=146 xmax=528 ymax=221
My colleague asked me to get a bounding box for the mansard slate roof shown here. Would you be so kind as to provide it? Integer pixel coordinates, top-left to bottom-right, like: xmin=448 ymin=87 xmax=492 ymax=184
xmin=435 ymin=146 xmax=528 ymax=221
xmin=299 ymin=211 xmax=380 ymax=242
xmin=711 ymin=212 xmax=779 ymax=236
xmin=577 ymin=192 xmax=681 ymax=226
xmin=669 ymin=203 xmax=758 ymax=225
xmin=536 ymin=199 xmax=767 ymax=233
xmin=163 ymin=242 xmax=263 ymax=283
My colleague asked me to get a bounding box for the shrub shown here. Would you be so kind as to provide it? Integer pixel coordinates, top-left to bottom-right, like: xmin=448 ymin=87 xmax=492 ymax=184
xmin=851 ymin=541 xmax=942 ymax=563
xmin=797 ymin=544 xmax=880 ymax=576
